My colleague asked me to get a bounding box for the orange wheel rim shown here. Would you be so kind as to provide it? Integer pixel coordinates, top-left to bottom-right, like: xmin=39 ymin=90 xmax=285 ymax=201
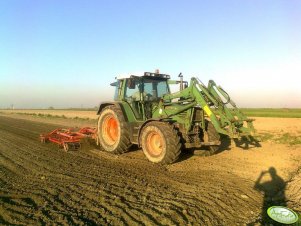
xmin=146 ymin=131 xmax=163 ymax=156
xmin=102 ymin=115 xmax=119 ymax=145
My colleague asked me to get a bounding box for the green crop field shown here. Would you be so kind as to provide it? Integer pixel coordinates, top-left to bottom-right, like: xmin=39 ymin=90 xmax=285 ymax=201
xmin=240 ymin=108 xmax=301 ymax=118
xmin=1 ymin=108 xmax=301 ymax=118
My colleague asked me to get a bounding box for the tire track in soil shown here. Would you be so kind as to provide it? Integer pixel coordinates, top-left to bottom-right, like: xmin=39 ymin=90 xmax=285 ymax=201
xmin=0 ymin=115 xmax=261 ymax=225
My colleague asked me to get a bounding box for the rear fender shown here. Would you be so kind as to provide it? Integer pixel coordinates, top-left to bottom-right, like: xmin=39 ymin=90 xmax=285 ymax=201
xmin=97 ymin=101 xmax=137 ymax=123
xmin=96 ymin=102 xmax=116 ymax=115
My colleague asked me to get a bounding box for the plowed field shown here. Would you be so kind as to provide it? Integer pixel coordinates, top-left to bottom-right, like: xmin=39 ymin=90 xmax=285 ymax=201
xmin=1 ymin=114 xmax=301 ymax=225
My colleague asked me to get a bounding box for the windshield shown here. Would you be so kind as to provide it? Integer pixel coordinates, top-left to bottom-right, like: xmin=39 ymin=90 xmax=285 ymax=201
xmin=143 ymin=78 xmax=170 ymax=99
xmin=124 ymin=77 xmax=170 ymax=102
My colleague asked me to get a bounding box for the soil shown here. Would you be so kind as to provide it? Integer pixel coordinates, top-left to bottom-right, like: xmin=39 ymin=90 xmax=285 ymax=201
xmin=0 ymin=114 xmax=301 ymax=225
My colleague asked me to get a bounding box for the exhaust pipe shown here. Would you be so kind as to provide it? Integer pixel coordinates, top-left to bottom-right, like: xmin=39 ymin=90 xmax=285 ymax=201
xmin=178 ymin=72 xmax=183 ymax=91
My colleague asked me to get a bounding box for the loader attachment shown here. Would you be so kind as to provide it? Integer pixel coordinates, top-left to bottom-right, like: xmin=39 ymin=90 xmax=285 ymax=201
xmin=193 ymin=77 xmax=255 ymax=138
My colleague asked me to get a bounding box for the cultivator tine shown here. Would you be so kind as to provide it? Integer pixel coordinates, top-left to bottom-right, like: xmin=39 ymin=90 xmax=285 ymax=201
xmin=61 ymin=143 xmax=81 ymax=152
xmin=62 ymin=143 xmax=69 ymax=152
xmin=40 ymin=136 xmax=46 ymax=143
xmin=68 ymin=143 xmax=81 ymax=151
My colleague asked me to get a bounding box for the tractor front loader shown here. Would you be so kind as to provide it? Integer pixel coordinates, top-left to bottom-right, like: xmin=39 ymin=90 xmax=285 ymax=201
xmin=97 ymin=72 xmax=255 ymax=164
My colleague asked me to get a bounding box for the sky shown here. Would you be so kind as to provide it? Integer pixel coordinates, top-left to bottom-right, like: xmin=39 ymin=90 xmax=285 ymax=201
xmin=0 ymin=0 xmax=300 ymax=108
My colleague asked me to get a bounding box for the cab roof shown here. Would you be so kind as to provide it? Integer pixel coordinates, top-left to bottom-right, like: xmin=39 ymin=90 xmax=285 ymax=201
xmin=115 ymin=72 xmax=170 ymax=80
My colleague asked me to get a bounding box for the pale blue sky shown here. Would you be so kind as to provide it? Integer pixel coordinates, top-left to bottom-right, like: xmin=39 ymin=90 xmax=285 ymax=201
xmin=0 ymin=0 xmax=300 ymax=108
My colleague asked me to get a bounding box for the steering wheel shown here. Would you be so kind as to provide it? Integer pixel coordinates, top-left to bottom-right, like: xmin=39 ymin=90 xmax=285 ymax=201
xmin=145 ymin=93 xmax=153 ymax=101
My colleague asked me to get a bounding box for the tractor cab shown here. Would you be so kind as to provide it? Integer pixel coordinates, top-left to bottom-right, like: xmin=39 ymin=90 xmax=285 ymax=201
xmin=98 ymin=71 xmax=256 ymax=165
xmin=111 ymin=72 xmax=171 ymax=119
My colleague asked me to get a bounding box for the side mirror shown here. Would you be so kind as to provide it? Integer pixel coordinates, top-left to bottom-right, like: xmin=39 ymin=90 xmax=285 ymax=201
xmin=110 ymin=82 xmax=117 ymax=87
xmin=127 ymin=78 xmax=136 ymax=89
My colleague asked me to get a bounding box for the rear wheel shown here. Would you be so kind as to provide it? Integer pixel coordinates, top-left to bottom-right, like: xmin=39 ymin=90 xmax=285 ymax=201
xmin=98 ymin=105 xmax=131 ymax=154
xmin=140 ymin=121 xmax=181 ymax=164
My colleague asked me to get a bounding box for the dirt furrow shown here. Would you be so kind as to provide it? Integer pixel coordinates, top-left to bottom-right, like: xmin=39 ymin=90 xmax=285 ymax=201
xmin=1 ymin=115 xmax=301 ymax=225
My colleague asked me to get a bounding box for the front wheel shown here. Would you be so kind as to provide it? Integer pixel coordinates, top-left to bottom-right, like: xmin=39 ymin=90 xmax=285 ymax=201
xmin=98 ymin=105 xmax=131 ymax=154
xmin=140 ymin=121 xmax=181 ymax=164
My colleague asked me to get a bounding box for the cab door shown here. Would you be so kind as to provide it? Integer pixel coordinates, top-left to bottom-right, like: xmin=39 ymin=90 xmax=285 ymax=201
xmin=124 ymin=78 xmax=144 ymax=119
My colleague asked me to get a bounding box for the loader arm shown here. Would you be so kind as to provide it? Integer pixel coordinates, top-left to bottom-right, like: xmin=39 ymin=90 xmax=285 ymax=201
xmin=160 ymin=77 xmax=255 ymax=138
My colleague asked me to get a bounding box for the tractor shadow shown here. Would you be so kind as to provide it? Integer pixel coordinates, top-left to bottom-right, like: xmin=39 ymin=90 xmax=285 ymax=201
xmin=177 ymin=135 xmax=261 ymax=163
xmin=233 ymin=135 xmax=261 ymax=150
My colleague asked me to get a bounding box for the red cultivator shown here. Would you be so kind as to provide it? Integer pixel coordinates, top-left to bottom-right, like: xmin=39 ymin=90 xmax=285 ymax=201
xmin=40 ymin=127 xmax=97 ymax=151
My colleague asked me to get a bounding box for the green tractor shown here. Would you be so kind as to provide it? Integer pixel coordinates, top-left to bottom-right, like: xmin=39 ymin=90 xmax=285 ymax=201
xmin=96 ymin=71 xmax=255 ymax=164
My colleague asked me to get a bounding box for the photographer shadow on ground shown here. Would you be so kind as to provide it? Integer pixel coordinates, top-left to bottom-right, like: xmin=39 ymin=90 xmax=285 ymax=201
xmin=253 ymin=167 xmax=287 ymax=225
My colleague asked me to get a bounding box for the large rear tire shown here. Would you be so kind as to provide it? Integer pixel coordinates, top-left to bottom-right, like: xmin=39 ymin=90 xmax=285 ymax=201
xmin=98 ymin=105 xmax=131 ymax=154
xmin=140 ymin=121 xmax=181 ymax=164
